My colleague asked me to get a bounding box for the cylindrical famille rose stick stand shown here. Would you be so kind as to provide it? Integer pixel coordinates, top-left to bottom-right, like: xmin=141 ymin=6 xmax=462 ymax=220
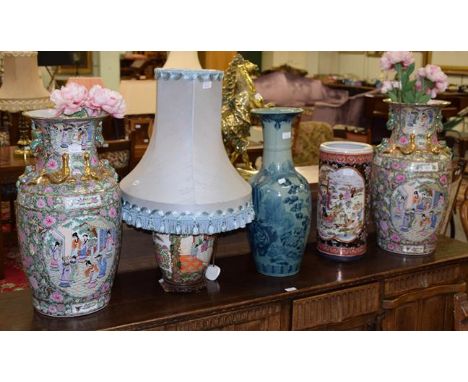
xmin=317 ymin=141 xmax=373 ymax=261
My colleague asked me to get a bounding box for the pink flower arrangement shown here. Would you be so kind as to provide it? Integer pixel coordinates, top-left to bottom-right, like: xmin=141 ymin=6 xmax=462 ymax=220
xmin=416 ymin=64 xmax=448 ymax=98
xmin=50 ymin=82 xmax=88 ymax=116
xmin=86 ymin=85 xmax=126 ymax=118
xmin=380 ymin=51 xmax=414 ymax=71
xmin=50 ymin=82 xmax=126 ymax=118
xmin=379 ymin=51 xmax=448 ymax=103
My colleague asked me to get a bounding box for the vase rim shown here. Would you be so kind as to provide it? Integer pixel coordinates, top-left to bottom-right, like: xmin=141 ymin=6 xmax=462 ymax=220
xmin=251 ymin=107 xmax=303 ymax=115
xmin=23 ymin=108 xmax=108 ymax=121
xmin=383 ymin=98 xmax=450 ymax=107
xmin=320 ymin=140 xmax=373 ymax=155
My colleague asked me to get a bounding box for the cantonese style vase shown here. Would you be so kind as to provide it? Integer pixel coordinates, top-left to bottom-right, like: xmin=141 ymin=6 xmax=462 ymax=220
xmin=317 ymin=141 xmax=373 ymax=261
xmin=248 ymin=107 xmax=311 ymax=276
xmin=152 ymin=233 xmax=215 ymax=292
xmin=372 ymin=100 xmax=452 ymax=255
xmin=17 ymin=109 xmax=122 ymax=317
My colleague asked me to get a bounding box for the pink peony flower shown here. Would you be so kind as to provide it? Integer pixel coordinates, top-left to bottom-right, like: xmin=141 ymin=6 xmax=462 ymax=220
xmin=86 ymin=85 xmax=126 ymax=118
xmin=36 ymin=198 xmax=46 ymax=208
xmin=50 ymin=291 xmax=64 ymax=303
xmin=381 ymin=80 xmax=401 ymax=94
xmin=391 ymin=233 xmax=401 ymax=242
xmin=48 ymin=305 xmax=58 ymax=315
xmin=46 ymin=159 xmax=58 ymax=171
xmin=47 ymin=196 xmax=54 ymax=207
xmin=387 ymin=242 xmax=396 ymax=251
xmin=43 ymin=215 xmax=56 ymax=227
xmin=50 ymin=82 xmax=89 ymax=116
xmin=380 ymin=51 xmax=414 ymax=71
xmin=108 ymin=207 xmax=117 ymax=218
xmin=395 ymin=174 xmax=406 ymax=183
xmin=44 ymin=186 xmax=53 ymax=193
xmin=440 ymin=174 xmax=448 ymax=185
xmin=398 ymin=136 xmax=409 ymax=145
xmin=416 ymin=64 xmax=448 ymax=98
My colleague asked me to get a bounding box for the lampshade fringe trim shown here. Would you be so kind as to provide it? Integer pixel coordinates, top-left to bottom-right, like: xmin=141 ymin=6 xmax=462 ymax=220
xmin=121 ymin=200 xmax=255 ymax=235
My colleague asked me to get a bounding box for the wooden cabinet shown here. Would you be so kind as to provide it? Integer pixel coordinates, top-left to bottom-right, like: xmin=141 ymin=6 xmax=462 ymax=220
xmin=1 ymin=234 xmax=468 ymax=331
xmin=381 ymin=265 xmax=466 ymax=330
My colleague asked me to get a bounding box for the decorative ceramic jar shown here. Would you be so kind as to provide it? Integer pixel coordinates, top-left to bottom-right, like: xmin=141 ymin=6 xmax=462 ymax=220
xmin=152 ymin=233 xmax=215 ymax=292
xmin=372 ymin=100 xmax=452 ymax=255
xmin=247 ymin=107 xmax=311 ymax=276
xmin=16 ymin=109 xmax=121 ymax=317
xmin=317 ymin=141 xmax=373 ymax=261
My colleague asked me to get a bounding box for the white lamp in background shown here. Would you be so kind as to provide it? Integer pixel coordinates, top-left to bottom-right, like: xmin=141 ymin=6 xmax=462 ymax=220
xmin=120 ymin=68 xmax=254 ymax=292
xmin=0 ymin=51 xmax=52 ymax=155
xmin=163 ymin=51 xmax=202 ymax=69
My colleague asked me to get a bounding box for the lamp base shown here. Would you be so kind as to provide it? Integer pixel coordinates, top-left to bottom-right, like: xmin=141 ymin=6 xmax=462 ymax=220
xmin=152 ymin=233 xmax=215 ymax=293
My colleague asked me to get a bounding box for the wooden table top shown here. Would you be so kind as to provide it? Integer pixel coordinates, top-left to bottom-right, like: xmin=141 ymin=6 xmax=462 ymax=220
xmin=1 ymin=233 xmax=467 ymax=330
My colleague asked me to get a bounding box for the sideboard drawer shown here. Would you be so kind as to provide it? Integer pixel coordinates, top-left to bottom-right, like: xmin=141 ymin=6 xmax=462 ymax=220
xmin=292 ymin=283 xmax=380 ymax=330
xmin=384 ymin=265 xmax=460 ymax=297
xmin=148 ymin=303 xmax=282 ymax=331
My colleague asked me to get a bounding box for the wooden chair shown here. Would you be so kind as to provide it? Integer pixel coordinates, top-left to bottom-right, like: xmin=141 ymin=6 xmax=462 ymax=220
xmin=127 ymin=116 xmax=154 ymax=168
xmin=292 ymin=120 xmax=333 ymax=166
xmin=97 ymin=139 xmax=132 ymax=180
xmin=440 ymin=158 xmax=466 ymax=238
xmin=454 ymin=293 xmax=468 ymax=330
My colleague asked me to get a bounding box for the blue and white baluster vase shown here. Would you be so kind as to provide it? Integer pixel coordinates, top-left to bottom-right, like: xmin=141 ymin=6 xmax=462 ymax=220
xmin=247 ymin=107 xmax=311 ymax=276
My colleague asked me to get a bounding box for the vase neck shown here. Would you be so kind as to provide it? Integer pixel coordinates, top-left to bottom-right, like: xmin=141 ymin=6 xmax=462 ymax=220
xmin=387 ymin=103 xmax=443 ymax=150
xmin=260 ymin=114 xmax=295 ymax=170
xmin=31 ymin=117 xmax=103 ymax=175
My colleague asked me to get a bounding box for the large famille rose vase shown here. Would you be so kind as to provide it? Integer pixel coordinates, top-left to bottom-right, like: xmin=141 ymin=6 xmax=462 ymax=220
xmin=247 ymin=107 xmax=311 ymax=276
xmin=16 ymin=109 xmax=122 ymax=317
xmin=317 ymin=141 xmax=373 ymax=261
xmin=372 ymin=100 xmax=452 ymax=255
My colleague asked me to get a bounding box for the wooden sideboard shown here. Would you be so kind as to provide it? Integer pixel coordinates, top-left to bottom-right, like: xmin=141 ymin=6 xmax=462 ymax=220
xmin=1 ymin=233 xmax=467 ymax=330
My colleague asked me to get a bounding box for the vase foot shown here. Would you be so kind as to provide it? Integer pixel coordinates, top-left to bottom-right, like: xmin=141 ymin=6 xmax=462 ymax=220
xmin=317 ymin=252 xmax=364 ymax=262
xmin=159 ymin=278 xmax=206 ymax=293
xmin=377 ymin=238 xmax=435 ymax=256
xmin=32 ymin=294 xmax=111 ymax=318
xmin=255 ymin=263 xmax=300 ymax=277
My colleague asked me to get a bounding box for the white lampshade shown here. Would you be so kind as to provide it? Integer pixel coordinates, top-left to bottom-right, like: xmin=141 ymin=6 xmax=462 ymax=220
xmin=163 ymin=51 xmax=202 ymax=69
xmin=120 ymin=68 xmax=254 ymax=235
xmin=0 ymin=51 xmax=52 ymax=112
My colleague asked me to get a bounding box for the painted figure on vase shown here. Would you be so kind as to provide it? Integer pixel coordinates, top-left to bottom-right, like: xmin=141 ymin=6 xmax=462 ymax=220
xmin=318 ymin=166 xmax=365 ymax=243
xmin=59 ymin=255 xmax=72 ymax=288
xmin=49 ymin=241 xmax=61 ymax=271
xmin=390 ymin=180 xmax=446 ymax=242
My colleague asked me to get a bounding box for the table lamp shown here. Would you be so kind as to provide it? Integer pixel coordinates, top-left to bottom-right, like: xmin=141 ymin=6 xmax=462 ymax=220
xmin=0 ymin=51 xmax=52 ymax=155
xmin=120 ymin=68 xmax=254 ymax=292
